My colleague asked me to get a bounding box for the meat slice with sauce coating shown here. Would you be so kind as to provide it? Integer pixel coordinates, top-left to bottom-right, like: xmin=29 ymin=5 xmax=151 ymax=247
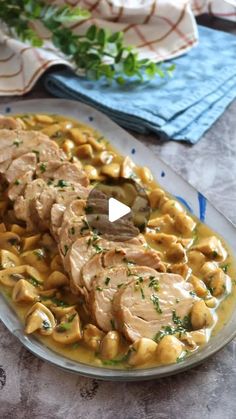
xmin=113 ymin=272 xmax=196 ymax=342
xmin=81 ymin=246 xmax=163 ymax=293
xmin=90 ymin=266 xmax=160 ymax=332
xmin=5 ymin=153 xmax=37 ymax=183
xmin=0 ymin=129 xmax=65 ymax=164
xmin=36 ymin=160 xmax=89 ymax=187
xmin=68 ymin=234 xmax=146 ymax=294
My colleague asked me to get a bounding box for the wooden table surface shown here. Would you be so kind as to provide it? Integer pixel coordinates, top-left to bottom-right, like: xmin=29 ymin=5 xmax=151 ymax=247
xmin=0 ymin=15 xmax=236 ymax=419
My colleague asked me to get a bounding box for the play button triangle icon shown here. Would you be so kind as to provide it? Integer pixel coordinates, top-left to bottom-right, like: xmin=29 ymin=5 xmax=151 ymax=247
xmin=108 ymin=197 xmax=131 ymax=223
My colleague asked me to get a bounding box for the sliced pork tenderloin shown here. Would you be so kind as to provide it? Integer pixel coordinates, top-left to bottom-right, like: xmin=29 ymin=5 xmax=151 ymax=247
xmin=89 ymin=266 xmax=161 ymax=332
xmin=113 ymin=273 xmax=197 ymax=342
xmin=36 ymin=160 xmax=89 ymax=187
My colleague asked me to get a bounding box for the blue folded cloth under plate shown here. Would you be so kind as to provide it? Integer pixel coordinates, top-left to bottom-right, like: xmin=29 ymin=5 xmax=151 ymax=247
xmin=44 ymin=26 xmax=236 ymax=144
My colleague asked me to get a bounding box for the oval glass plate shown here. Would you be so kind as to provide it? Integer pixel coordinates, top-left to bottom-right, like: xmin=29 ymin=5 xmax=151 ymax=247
xmin=0 ymin=99 xmax=236 ymax=381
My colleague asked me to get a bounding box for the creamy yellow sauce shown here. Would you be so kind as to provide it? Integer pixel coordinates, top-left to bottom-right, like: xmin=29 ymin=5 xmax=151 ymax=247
xmin=0 ymin=113 xmax=235 ymax=369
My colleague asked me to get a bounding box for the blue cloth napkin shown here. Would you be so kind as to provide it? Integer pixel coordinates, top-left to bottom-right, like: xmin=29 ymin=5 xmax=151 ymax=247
xmin=44 ymin=25 xmax=236 ymax=144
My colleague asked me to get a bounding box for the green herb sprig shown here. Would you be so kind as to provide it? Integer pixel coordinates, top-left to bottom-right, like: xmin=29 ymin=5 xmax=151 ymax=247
xmin=0 ymin=0 xmax=175 ymax=84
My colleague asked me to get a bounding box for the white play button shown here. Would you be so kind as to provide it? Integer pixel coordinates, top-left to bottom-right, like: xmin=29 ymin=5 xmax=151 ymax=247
xmin=108 ymin=197 xmax=131 ymax=223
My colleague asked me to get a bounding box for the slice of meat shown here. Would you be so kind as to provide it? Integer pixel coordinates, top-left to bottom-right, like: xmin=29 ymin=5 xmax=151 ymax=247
xmin=50 ymin=203 xmax=66 ymax=239
xmin=0 ymin=130 xmax=65 ymax=164
xmin=90 ymin=266 xmax=160 ymax=332
xmin=82 ymin=246 xmax=163 ymax=293
xmin=68 ymin=234 xmax=145 ymax=295
xmin=68 ymin=234 xmax=99 ymax=294
xmin=5 ymin=153 xmax=37 ymax=183
xmin=13 ymin=179 xmax=46 ymax=230
xmin=36 ymin=160 xmax=89 ymax=187
xmin=8 ymin=171 xmax=34 ymax=201
xmin=58 ymin=198 xmax=109 ymax=264
xmin=0 ymin=116 xmax=24 ymax=130
xmin=0 ymin=159 xmax=12 ymax=173
xmin=33 ymin=184 xmax=89 ymax=233
xmin=34 ymin=187 xmax=58 ymax=230
xmin=113 ymin=273 xmax=196 ymax=342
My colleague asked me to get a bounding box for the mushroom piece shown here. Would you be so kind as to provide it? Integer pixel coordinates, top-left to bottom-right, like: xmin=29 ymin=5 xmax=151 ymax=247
xmin=0 ymin=223 xmax=6 ymax=233
xmin=52 ymin=312 xmax=82 ymax=344
xmin=156 ymin=335 xmax=184 ymax=365
xmin=166 ymin=243 xmax=187 ymax=263
xmin=93 ymin=151 xmax=114 ymax=166
xmin=193 ymin=236 xmax=227 ymax=262
xmin=50 ymin=305 xmax=77 ymax=320
xmin=0 ymin=232 xmax=21 ymax=254
xmin=99 ymin=331 xmax=120 ymax=360
xmin=50 ymin=255 xmax=64 ymax=272
xmin=12 ymin=279 xmax=39 ymax=303
xmin=128 ymin=338 xmax=158 ymax=366
xmin=101 ymin=163 xmax=120 ymax=178
xmin=191 ymin=300 xmax=213 ymax=330
xmin=21 ymin=249 xmax=49 ymax=273
xmin=138 ymin=166 xmax=153 ymax=184
xmin=25 ymin=302 xmax=56 ymax=335
xmin=44 ymin=271 xmax=69 ymax=290
xmin=22 ymin=234 xmax=41 ymax=251
xmin=10 ymin=224 xmax=26 ymax=236
xmin=180 ymin=329 xmax=207 ymax=349
xmin=25 ymin=265 xmax=44 ymax=285
xmin=174 ymin=213 xmax=196 ymax=236
xmin=0 ymin=265 xmax=27 ymax=287
xmin=0 ymin=249 xmax=21 ymax=269
xmin=148 ymin=188 xmax=166 ymax=210
xmin=121 ymin=156 xmax=135 ymax=178
xmin=83 ymin=324 xmax=105 ymax=352
xmin=161 ymin=200 xmax=184 ymax=218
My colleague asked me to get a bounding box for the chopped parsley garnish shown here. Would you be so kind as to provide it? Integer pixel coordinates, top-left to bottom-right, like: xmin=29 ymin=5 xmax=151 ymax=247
xmin=14 ymin=179 xmax=20 ymax=185
xmin=149 ymin=276 xmax=160 ymax=291
xmin=13 ymin=139 xmax=23 ymax=147
xmin=212 ymin=251 xmax=218 ymax=258
xmin=50 ymin=297 xmax=69 ymax=307
xmin=176 ymin=350 xmax=189 ymax=363
xmin=39 ymin=163 xmax=46 ymax=173
xmin=189 ymin=290 xmax=196 ymax=297
xmin=57 ymin=313 xmax=76 ymax=332
xmin=96 ymin=286 xmax=103 ymax=292
xmin=80 ymin=219 xmax=89 ymax=234
xmin=150 ymin=294 xmax=162 ymax=314
xmin=85 ymin=205 xmax=93 ymax=214
xmin=92 ymin=244 xmax=103 ymax=253
xmin=42 ymin=320 xmax=51 ymax=330
xmin=221 ymin=263 xmax=230 ymax=273
xmin=172 ymin=310 xmax=191 ymax=330
xmin=110 ymin=319 xmax=115 ymax=330
xmin=8 ymin=237 xmax=20 ymax=247
xmin=117 ymin=283 xmax=124 ymax=289
xmin=62 ymin=245 xmax=69 ymax=256
xmin=69 ymin=226 xmax=75 ymax=235
xmin=28 ymin=276 xmax=41 ymax=287
xmin=154 ymin=326 xmax=177 ymax=342
xmin=127 ymin=267 xmax=132 ymax=276
xmin=56 ymin=179 xmax=68 ymax=188
xmin=105 ymin=277 xmax=111 ymax=286
xmin=32 ymin=149 xmax=40 ymax=162
xmin=101 ymin=352 xmax=129 ymax=366
xmin=33 ymin=249 xmax=45 ymax=260
xmin=140 ymin=287 xmax=145 ymax=300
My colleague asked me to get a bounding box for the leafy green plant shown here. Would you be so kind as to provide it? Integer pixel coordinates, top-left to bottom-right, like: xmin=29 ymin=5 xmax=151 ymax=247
xmin=0 ymin=0 xmax=175 ymax=84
